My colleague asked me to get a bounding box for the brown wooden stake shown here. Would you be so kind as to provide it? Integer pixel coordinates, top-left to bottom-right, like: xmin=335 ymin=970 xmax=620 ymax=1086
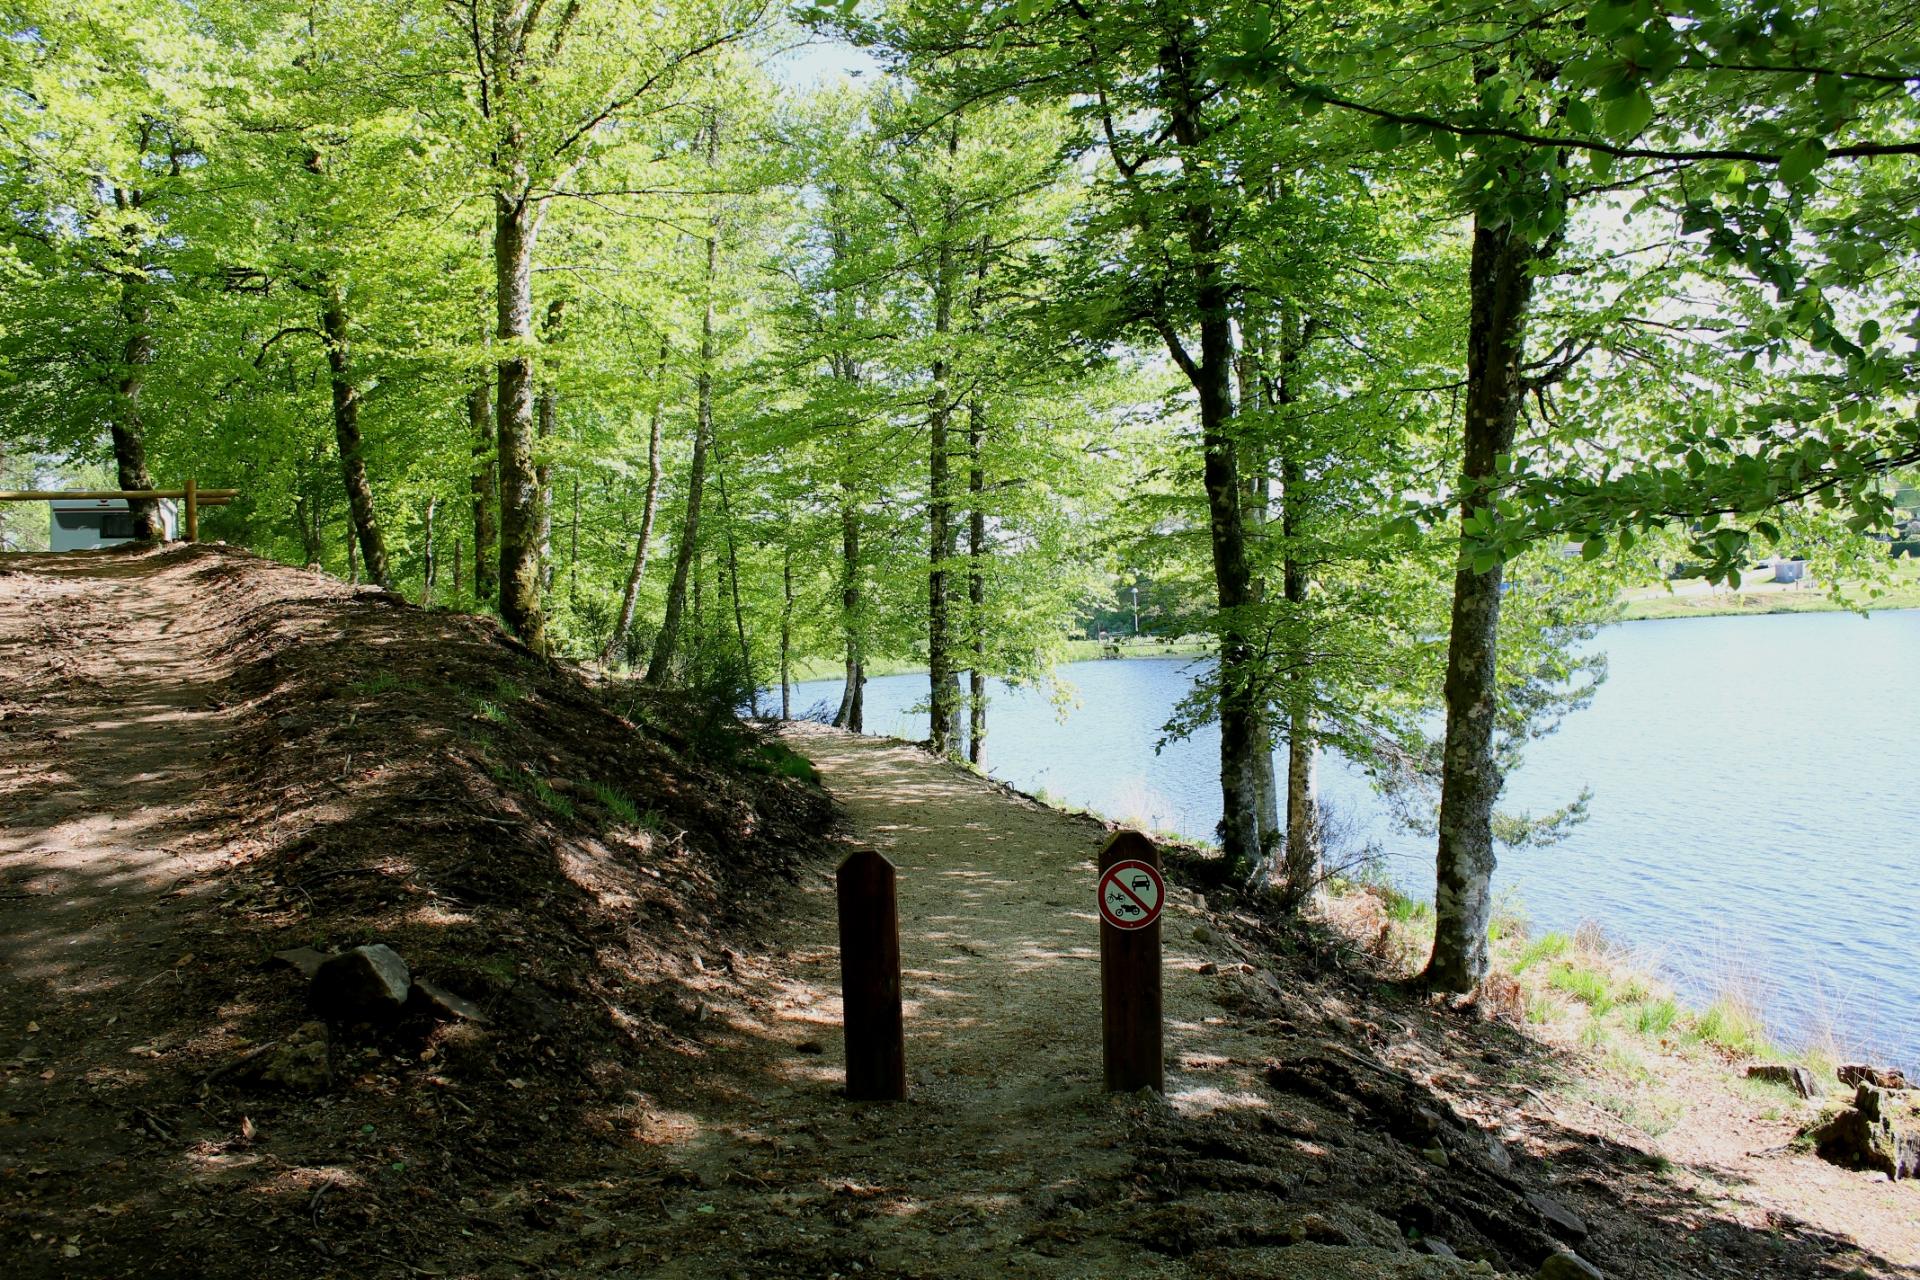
xmin=184 ymin=476 xmax=199 ymax=543
xmin=1100 ymin=830 xmax=1164 ymax=1093
xmin=837 ymin=849 xmax=905 ymax=1101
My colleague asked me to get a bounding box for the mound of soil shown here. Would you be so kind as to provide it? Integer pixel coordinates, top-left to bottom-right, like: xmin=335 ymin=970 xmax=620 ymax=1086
xmin=0 ymin=544 xmax=830 ymax=1278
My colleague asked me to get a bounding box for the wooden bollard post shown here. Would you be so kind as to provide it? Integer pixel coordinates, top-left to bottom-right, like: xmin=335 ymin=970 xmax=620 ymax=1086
xmin=184 ymin=476 xmax=199 ymax=543
xmin=1098 ymin=830 xmax=1164 ymax=1093
xmin=837 ymin=849 xmax=905 ymax=1101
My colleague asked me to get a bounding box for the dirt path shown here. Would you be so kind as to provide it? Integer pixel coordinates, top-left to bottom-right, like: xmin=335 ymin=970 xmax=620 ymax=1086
xmin=573 ymin=721 xmax=1252 ymax=1278
xmin=0 ymin=552 xmax=242 ymax=1201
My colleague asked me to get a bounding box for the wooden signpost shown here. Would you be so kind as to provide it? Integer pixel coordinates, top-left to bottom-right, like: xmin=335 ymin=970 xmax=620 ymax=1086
xmin=836 ymin=849 xmax=906 ymax=1102
xmin=1098 ymin=830 xmax=1165 ymax=1093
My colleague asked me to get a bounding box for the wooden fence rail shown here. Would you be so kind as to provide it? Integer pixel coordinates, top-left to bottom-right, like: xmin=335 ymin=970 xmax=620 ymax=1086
xmin=0 ymin=483 xmax=238 ymax=543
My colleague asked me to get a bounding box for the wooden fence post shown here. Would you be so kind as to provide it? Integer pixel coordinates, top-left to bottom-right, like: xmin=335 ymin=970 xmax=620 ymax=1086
xmin=837 ymin=849 xmax=905 ymax=1102
xmin=1099 ymin=830 xmax=1164 ymax=1093
xmin=184 ymin=476 xmax=199 ymax=543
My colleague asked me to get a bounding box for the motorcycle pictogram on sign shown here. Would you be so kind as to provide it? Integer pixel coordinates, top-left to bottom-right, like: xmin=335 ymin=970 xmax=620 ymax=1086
xmin=1097 ymin=858 xmax=1164 ymax=931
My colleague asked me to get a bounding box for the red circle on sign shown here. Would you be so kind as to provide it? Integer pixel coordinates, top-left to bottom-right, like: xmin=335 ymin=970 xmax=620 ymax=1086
xmin=1098 ymin=859 xmax=1165 ymax=931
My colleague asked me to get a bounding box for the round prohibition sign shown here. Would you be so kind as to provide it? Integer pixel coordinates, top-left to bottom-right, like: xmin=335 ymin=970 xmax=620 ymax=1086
xmin=1098 ymin=858 xmax=1165 ymax=931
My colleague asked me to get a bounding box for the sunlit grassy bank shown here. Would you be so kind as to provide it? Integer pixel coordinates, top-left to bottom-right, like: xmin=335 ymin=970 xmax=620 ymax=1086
xmin=1322 ymin=875 xmax=1865 ymax=1136
xmin=1619 ymin=557 xmax=1920 ymax=621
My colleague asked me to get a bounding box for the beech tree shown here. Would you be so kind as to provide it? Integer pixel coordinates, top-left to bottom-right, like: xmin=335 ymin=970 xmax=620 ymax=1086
xmin=452 ymin=0 xmax=766 ymax=650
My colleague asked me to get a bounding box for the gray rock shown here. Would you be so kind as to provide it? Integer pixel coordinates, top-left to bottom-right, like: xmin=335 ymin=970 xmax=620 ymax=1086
xmin=309 ymin=944 xmax=411 ymax=1020
xmin=259 ymin=1021 xmax=331 ymax=1092
xmin=1745 ymin=1062 xmax=1820 ymax=1099
xmin=272 ymin=947 xmax=330 ymax=980
xmin=410 ymin=978 xmax=487 ymax=1024
xmin=1537 ymin=1250 xmax=1604 ymax=1280
xmin=1413 ymin=1236 xmax=1458 ymax=1258
xmin=1526 ymin=1192 xmax=1588 ymax=1241
xmin=1479 ymin=1129 xmax=1514 ymax=1172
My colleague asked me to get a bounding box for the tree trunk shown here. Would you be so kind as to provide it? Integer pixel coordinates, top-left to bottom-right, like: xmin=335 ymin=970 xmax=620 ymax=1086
xmin=111 ymin=269 xmax=162 ymax=540
xmin=714 ymin=438 xmax=758 ymax=714
xmin=106 ymin=172 xmax=163 ymax=541
xmin=494 ymin=188 xmax=544 ymax=649
xmin=834 ymin=493 xmax=864 ymax=731
xmin=1236 ymin=331 xmax=1280 ymax=866
xmin=645 ymin=227 xmax=716 ymax=687
xmin=320 ymin=282 xmax=392 ymax=590
xmin=1423 ymin=212 xmax=1538 ymax=992
xmin=781 ymin=534 xmax=794 ymax=721
xmin=1160 ymin=28 xmax=1261 ymax=874
xmin=967 ymin=399 xmax=988 ymax=768
xmin=421 ymin=497 xmax=438 ymax=605
xmin=536 ymin=388 xmax=555 ymax=592
xmin=926 ymin=135 xmax=961 ymax=757
xmin=469 ymin=381 xmax=498 ymax=605
xmin=1272 ymin=300 xmax=1320 ymax=908
xmin=602 ymin=339 xmax=668 ymax=665
xmin=1279 ymin=453 xmax=1319 ymax=903
xmin=535 ymin=298 xmax=564 ymax=594
xmin=294 ymin=496 xmax=322 ymax=565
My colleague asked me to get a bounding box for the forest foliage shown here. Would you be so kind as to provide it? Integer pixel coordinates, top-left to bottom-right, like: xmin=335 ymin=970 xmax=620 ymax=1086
xmin=2 ymin=0 xmax=1915 ymax=985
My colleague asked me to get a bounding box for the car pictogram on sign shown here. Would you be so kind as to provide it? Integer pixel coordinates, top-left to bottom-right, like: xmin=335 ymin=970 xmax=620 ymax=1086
xmin=1097 ymin=858 xmax=1164 ymax=931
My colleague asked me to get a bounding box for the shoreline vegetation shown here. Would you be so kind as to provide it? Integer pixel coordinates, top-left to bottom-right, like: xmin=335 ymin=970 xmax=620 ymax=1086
xmin=785 ymin=563 xmax=1920 ymax=684
xmin=1618 ymin=556 xmax=1920 ymax=620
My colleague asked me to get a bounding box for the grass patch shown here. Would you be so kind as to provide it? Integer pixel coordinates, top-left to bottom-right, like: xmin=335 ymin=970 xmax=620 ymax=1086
xmin=585 ymin=780 xmax=642 ymax=826
xmin=1385 ymin=894 xmax=1433 ymax=925
xmin=1735 ymin=1075 xmax=1804 ymax=1119
xmin=493 ymin=675 xmax=531 ymax=703
xmin=1548 ymin=962 xmax=1617 ymax=1015
xmin=1584 ymin=1084 xmax=1686 ymax=1136
xmin=1690 ymin=995 xmax=1770 ymax=1057
xmin=470 ymin=696 xmax=509 ymax=724
xmin=1627 ymin=996 xmax=1681 ymax=1038
xmin=1602 ymin=1043 xmax=1655 ymax=1084
xmin=525 ymin=775 xmax=574 ymax=819
xmin=349 ymin=671 xmax=425 ymax=697
xmin=488 ymin=758 xmax=576 ymax=820
xmin=1513 ymin=932 xmax=1572 ymax=974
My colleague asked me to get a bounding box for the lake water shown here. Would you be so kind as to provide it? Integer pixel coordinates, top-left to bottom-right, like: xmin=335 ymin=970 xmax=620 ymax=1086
xmin=788 ymin=611 xmax=1920 ymax=1071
